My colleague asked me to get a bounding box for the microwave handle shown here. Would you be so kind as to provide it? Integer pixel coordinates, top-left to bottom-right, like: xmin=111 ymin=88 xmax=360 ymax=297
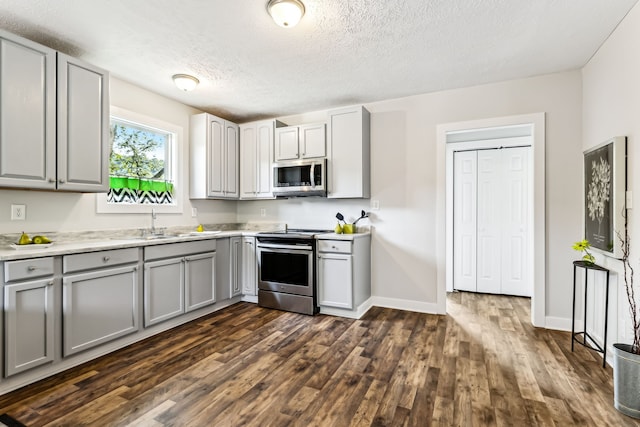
xmin=310 ymin=163 xmax=316 ymax=188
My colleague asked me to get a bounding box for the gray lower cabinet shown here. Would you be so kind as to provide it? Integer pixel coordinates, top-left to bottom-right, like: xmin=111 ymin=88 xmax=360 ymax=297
xmin=230 ymin=237 xmax=242 ymax=297
xmin=63 ymin=264 xmax=139 ymax=356
xmin=143 ymin=240 xmax=217 ymax=327
xmin=185 ymin=253 xmax=216 ymax=312
xmin=4 ymin=278 xmax=55 ymax=377
xmin=144 ymin=257 xmax=185 ymax=326
xmin=241 ymin=237 xmax=257 ymax=296
xmin=317 ymin=235 xmax=371 ymax=316
xmin=2 ymin=256 xmax=56 ymax=377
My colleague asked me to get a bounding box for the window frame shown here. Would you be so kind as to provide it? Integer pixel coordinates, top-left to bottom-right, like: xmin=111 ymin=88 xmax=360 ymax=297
xmin=96 ymin=106 xmax=183 ymax=214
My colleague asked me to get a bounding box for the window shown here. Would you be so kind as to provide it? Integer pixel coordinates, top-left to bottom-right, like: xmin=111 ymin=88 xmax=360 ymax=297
xmin=97 ymin=107 xmax=183 ymax=214
xmin=108 ymin=119 xmax=174 ymax=204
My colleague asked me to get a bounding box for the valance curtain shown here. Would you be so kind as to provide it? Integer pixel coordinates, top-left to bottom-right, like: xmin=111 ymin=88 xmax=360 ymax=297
xmin=107 ymin=177 xmax=174 ymax=204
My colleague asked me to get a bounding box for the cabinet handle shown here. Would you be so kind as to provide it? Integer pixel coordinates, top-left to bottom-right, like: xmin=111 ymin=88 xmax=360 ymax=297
xmin=103 ymin=256 xmax=111 ymax=262
xmin=59 ymin=179 xmax=65 ymax=184
xmin=48 ymin=178 xmax=56 ymax=183
xmin=27 ymin=266 xmax=37 ymax=272
xmin=47 ymin=281 xmax=54 ymax=286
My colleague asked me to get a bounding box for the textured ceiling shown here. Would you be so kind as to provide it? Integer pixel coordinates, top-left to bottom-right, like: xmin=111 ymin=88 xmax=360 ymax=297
xmin=0 ymin=0 xmax=637 ymax=123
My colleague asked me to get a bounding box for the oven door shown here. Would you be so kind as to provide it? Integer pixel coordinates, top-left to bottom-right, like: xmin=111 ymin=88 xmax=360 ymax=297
xmin=257 ymin=243 xmax=314 ymax=297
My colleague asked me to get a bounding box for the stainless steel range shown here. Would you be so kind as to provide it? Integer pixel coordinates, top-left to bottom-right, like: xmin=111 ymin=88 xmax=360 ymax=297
xmin=256 ymin=229 xmax=329 ymax=315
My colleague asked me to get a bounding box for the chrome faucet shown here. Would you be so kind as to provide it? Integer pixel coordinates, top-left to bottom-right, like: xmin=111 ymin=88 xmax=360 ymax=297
xmin=151 ymin=208 xmax=157 ymax=235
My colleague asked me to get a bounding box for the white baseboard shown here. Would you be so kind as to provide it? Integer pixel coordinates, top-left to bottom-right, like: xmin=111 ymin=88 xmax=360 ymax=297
xmin=371 ymin=296 xmax=441 ymax=315
xmin=241 ymin=295 xmax=258 ymax=303
xmin=545 ymin=316 xmax=583 ymax=332
xmin=320 ymin=298 xmax=373 ymax=319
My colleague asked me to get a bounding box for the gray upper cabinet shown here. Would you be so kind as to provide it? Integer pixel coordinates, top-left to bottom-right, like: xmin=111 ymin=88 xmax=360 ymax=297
xmin=327 ymin=106 xmax=371 ymax=199
xmin=190 ymin=113 xmax=239 ymax=199
xmin=57 ymin=53 xmax=110 ymax=192
xmin=274 ymin=123 xmax=326 ymax=161
xmin=0 ymin=30 xmax=56 ymax=190
xmin=0 ymin=29 xmax=109 ymax=192
xmin=240 ymin=120 xmax=277 ymax=200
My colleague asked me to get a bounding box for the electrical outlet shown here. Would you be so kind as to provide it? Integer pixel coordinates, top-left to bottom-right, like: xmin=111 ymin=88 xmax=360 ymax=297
xmin=191 ymin=207 xmax=198 ymax=217
xmin=260 ymin=208 xmax=266 ymax=217
xmin=11 ymin=204 xmax=26 ymax=221
xmin=371 ymin=200 xmax=380 ymax=210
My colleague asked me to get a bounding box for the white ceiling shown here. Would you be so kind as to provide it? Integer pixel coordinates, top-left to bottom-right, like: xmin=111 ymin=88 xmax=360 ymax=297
xmin=0 ymin=0 xmax=637 ymax=123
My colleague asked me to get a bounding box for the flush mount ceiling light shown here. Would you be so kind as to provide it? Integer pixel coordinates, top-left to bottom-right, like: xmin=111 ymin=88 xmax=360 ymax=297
xmin=172 ymin=74 xmax=200 ymax=91
xmin=267 ymin=0 xmax=305 ymax=28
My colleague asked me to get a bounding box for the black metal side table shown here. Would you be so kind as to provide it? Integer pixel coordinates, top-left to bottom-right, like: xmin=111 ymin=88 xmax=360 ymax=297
xmin=571 ymin=260 xmax=610 ymax=367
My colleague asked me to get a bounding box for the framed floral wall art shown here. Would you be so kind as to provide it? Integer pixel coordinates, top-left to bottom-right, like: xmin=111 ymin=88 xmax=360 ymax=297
xmin=584 ymin=136 xmax=627 ymax=259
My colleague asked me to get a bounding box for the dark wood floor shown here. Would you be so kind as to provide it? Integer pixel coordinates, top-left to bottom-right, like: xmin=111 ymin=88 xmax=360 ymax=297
xmin=0 ymin=292 xmax=637 ymax=426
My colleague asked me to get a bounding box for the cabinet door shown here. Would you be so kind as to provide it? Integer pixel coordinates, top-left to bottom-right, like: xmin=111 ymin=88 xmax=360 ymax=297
xmin=230 ymin=237 xmax=242 ymax=297
xmin=241 ymin=237 xmax=257 ymax=296
xmin=225 ymin=121 xmax=239 ymax=198
xmin=300 ymin=123 xmax=326 ymax=159
xmin=215 ymin=238 xmax=232 ymax=301
xmin=275 ymin=127 xmax=299 ymax=161
xmin=144 ymin=258 xmax=185 ymax=326
xmin=185 ymin=252 xmax=216 ymax=312
xmin=4 ymin=278 xmax=55 ymax=376
xmin=0 ymin=31 xmax=56 ymax=190
xmin=57 ymin=53 xmax=109 ymax=192
xmin=327 ymin=106 xmax=370 ymax=199
xmin=240 ymin=124 xmax=257 ymax=198
xmin=256 ymin=121 xmax=274 ymax=198
xmin=208 ymin=116 xmax=226 ymax=197
xmin=63 ymin=265 xmax=139 ymax=356
xmin=318 ymin=253 xmax=353 ymax=309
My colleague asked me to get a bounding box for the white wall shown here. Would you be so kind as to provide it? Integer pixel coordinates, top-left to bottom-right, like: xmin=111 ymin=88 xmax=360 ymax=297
xmin=582 ymin=1 xmax=640 ymax=348
xmin=238 ymin=71 xmax=584 ymax=320
xmin=0 ymin=77 xmax=237 ymax=234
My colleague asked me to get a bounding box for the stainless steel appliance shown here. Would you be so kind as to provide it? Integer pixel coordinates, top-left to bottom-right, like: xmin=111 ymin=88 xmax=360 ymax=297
xmin=272 ymin=159 xmax=327 ymax=197
xmin=257 ymin=229 xmax=329 ymax=315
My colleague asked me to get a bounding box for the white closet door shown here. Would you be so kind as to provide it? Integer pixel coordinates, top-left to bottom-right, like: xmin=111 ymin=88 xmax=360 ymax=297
xmin=476 ymin=149 xmax=503 ymax=294
xmin=453 ymin=146 xmax=531 ymax=297
xmin=501 ymin=147 xmax=530 ymax=296
xmin=453 ymin=151 xmax=477 ymax=292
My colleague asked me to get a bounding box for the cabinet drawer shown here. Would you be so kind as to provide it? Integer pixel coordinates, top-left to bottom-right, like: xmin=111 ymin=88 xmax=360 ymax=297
xmin=144 ymin=240 xmax=217 ymax=261
xmin=63 ymin=248 xmax=139 ymax=273
xmin=317 ymin=240 xmax=352 ymax=254
xmin=4 ymin=257 xmax=54 ymax=282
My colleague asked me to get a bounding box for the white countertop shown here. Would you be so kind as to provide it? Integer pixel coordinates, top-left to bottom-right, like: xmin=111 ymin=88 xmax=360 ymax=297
xmin=316 ymin=231 xmax=371 ymax=241
xmin=0 ymin=230 xmax=261 ymax=261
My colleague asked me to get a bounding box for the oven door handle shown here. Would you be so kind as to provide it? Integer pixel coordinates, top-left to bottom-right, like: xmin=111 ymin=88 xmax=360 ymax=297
xmin=258 ymin=243 xmax=313 ymax=251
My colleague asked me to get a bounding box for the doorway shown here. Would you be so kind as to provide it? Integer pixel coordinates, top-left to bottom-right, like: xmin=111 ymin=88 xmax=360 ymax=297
xmin=435 ymin=113 xmax=546 ymax=327
xmin=453 ymin=144 xmax=532 ymax=297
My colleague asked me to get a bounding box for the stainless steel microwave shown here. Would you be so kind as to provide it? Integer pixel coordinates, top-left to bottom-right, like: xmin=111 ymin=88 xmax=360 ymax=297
xmin=272 ymin=159 xmax=327 ymax=197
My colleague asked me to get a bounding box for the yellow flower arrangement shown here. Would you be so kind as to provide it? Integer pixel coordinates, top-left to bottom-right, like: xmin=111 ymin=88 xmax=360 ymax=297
xmin=572 ymin=239 xmax=595 ymax=264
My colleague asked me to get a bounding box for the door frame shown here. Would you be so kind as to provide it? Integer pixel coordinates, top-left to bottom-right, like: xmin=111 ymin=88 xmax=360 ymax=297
xmin=436 ymin=113 xmax=546 ymax=327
